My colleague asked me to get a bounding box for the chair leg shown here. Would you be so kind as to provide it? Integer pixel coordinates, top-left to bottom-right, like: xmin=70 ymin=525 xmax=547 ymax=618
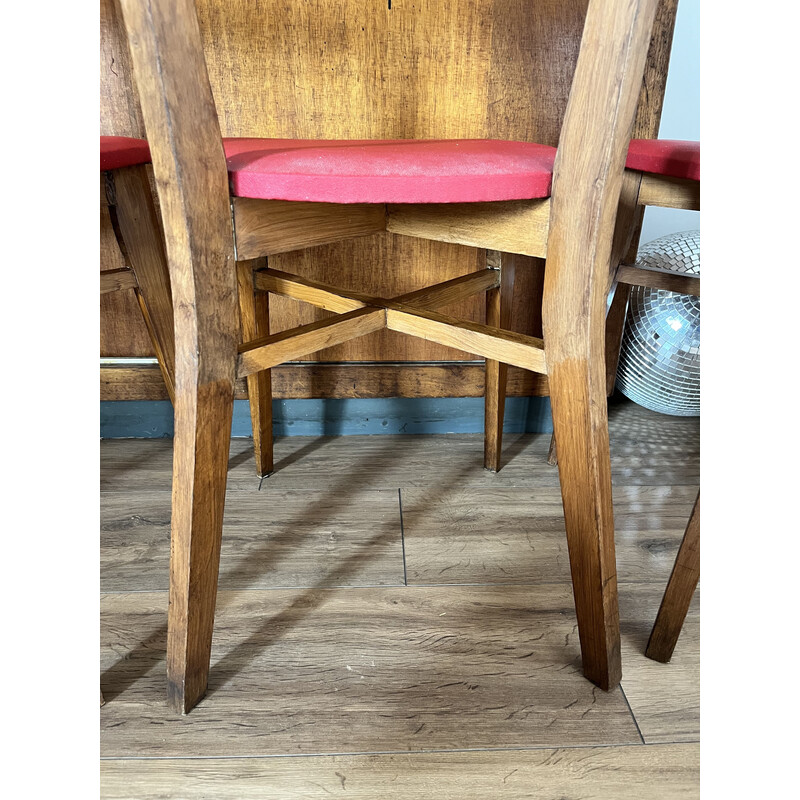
xmin=646 ymin=492 xmax=700 ymax=663
xmin=236 ymin=259 xmax=274 ymax=478
xmin=543 ymin=289 xmax=622 ymax=690
xmin=547 ymin=433 xmax=558 ymax=466
xmin=109 ymin=165 xmax=177 ymax=403
xmin=167 ymin=376 xmax=235 ymax=714
xmin=604 ymin=281 xmax=631 ymax=396
xmin=484 ymin=252 xmax=516 ymax=472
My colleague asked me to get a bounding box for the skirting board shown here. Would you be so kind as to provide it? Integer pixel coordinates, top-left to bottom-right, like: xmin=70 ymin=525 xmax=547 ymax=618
xmin=100 ymin=397 xmax=554 ymax=438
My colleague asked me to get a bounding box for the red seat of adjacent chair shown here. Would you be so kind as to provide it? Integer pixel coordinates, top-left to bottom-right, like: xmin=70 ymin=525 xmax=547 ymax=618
xmin=100 ymin=136 xmax=153 ymax=171
xmin=101 ymin=136 xmax=699 ymax=201
xmin=626 ymin=139 xmax=700 ymax=182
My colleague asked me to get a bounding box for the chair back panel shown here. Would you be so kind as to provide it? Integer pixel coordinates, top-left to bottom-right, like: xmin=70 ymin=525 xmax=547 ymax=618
xmin=100 ymin=0 xmax=677 ymax=377
xmin=103 ymin=0 xmax=591 ymax=144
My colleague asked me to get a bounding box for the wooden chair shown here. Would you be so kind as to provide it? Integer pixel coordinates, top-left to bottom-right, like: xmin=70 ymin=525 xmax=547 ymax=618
xmin=647 ymin=492 xmax=700 ymax=661
xmin=582 ymin=139 xmax=701 ymax=661
xmin=112 ymin=0 xmax=667 ymax=714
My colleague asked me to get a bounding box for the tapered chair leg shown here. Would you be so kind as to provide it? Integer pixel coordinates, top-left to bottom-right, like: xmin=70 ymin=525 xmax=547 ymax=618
xmin=484 ymin=252 xmax=516 ymax=472
xmin=237 ymin=259 xmax=274 ymax=478
xmin=546 ymin=433 xmax=558 ymax=466
xmin=646 ymin=492 xmax=700 ymax=663
xmin=545 ymin=346 xmax=622 ymax=690
xmin=167 ymin=375 xmax=236 ymax=714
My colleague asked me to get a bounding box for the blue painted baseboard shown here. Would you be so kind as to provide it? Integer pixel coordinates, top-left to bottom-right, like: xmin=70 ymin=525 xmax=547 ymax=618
xmin=100 ymin=397 xmax=554 ymax=438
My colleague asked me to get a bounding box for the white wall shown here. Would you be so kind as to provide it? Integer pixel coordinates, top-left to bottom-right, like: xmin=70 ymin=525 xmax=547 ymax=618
xmin=639 ymin=0 xmax=700 ymax=245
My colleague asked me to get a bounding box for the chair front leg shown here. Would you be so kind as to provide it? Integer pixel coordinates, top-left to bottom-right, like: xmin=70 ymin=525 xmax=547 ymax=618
xmin=168 ymin=357 xmax=236 ymax=714
xmin=484 ymin=251 xmax=516 ymax=472
xmin=237 ymin=259 xmax=274 ymax=478
xmin=543 ymin=296 xmax=621 ymax=691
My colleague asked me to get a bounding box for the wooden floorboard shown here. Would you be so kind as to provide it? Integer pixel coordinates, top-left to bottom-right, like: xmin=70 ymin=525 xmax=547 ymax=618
xmin=102 ymin=488 xmax=404 ymax=592
xmin=100 ymin=742 xmax=700 ymax=799
xmin=100 ymin=399 xmax=699 ymax=794
xmin=620 ymin=586 xmax=700 ymax=743
xmin=402 ymin=485 xmax=698 ymax=585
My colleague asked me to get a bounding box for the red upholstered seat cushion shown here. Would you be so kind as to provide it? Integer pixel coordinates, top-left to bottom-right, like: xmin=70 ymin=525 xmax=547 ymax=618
xmin=99 ymin=136 xmax=699 ymax=201
xmin=100 ymin=136 xmax=152 ymax=171
xmin=626 ymin=139 xmax=700 ymax=182
xmin=223 ymin=139 xmax=558 ymax=204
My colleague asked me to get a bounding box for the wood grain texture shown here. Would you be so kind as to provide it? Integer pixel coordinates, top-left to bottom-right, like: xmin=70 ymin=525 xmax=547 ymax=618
xmin=386 ymin=306 xmax=546 ymax=373
xmin=233 ymin=198 xmax=386 ymax=259
xmin=101 ymin=488 xmax=404 ymax=592
xmin=101 ymin=743 xmax=700 ymax=799
xmin=100 ymin=362 xmax=551 ymax=400
xmin=236 ymin=258 xmax=273 ymax=476
xmin=618 ymin=263 xmax=700 ymax=297
xmin=111 ymin=165 xmax=177 ymax=403
xmin=100 ymin=268 xmax=138 ymax=295
xmin=541 ymin=0 xmax=660 ymax=691
xmin=119 ymin=0 xmax=240 ymax=714
xmin=386 ymin=199 xmax=550 ymax=258
xmin=637 ymin=173 xmax=700 ymax=210
xmin=100 ymin=398 xmax=699 ymax=770
xmin=401 ymin=485 xmax=699 ymax=587
xmin=238 ymin=309 xmax=387 ymax=377
xmin=255 ymin=267 xmax=500 ymax=315
xmin=100 ymin=585 xmax=641 ymax=757
xmin=646 ymin=493 xmax=700 ymax=663
xmin=621 ymin=584 xmax=700 ymax=743
xmin=484 ymin=252 xmax=516 ymax=471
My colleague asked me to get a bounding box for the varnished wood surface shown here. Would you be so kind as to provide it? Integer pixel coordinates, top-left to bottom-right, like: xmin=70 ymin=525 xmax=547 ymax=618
xmin=539 ymin=0 xmax=659 ymax=691
xmin=100 ymin=268 xmax=138 ymax=295
xmin=100 ymin=361 xmax=552 ymax=400
xmin=119 ymin=0 xmax=240 ymax=715
xmin=646 ymin=493 xmax=700 ymax=663
xmin=101 ymin=743 xmax=699 ymax=799
xmin=638 ymin=173 xmax=700 ymax=210
xmin=101 ymin=401 xmax=698 ymax=792
xmin=618 ymin=263 xmax=700 ymax=297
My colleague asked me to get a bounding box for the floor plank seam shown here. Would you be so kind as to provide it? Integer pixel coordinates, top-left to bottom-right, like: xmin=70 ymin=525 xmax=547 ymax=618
xmin=100 ymin=741 xmax=690 ymax=762
xmin=100 ymin=579 xmax=678 ymax=596
xmin=620 ymin=684 xmax=646 ymax=745
xmin=398 ymin=488 xmax=408 ymax=586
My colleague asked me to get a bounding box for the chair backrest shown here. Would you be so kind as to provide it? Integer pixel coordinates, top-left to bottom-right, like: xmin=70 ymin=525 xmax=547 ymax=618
xmin=104 ymin=0 xmax=676 ymax=146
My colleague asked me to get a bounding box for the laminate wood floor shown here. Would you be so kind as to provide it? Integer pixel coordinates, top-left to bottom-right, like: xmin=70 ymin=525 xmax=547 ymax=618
xmin=100 ymin=398 xmax=699 ymax=798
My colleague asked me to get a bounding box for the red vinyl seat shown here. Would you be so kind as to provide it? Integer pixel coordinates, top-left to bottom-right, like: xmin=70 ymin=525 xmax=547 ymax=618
xmin=102 ymin=136 xmax=699 ymax=200
xmin=100 ymin=136 xmax=153 ymax=171
xmin=625 ymin=139 xmax=699 ymax=182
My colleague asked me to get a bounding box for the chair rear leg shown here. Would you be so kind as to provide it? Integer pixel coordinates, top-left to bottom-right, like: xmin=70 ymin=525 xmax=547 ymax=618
xmin=237 ymin=259 xmax=274 ymax=478
xmin=484 ymin=252 xmax=516 ymax=472
xmin=646 ymin=492 xmax=700 ymax=663
xmin=110 ymin=165 xmax=176 ymax=403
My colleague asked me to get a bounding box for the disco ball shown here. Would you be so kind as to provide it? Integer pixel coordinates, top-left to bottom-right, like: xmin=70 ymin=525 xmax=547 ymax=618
xmin=615 ymin=230 xmax=700 ymax=416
